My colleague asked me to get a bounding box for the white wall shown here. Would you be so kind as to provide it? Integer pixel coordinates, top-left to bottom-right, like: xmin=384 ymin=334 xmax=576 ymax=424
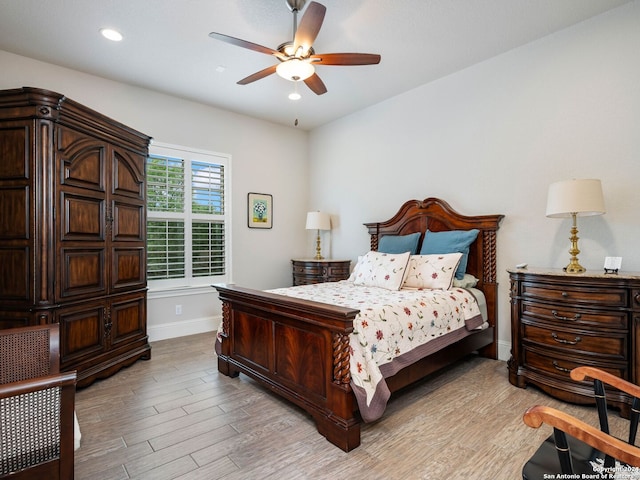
xmin=308 ymin=2 xmax=640 ymax=360
xmin=2 ymin=2 xmax=639 ymax=355
xmin=0 ymin=50 xmax=310 ymax=341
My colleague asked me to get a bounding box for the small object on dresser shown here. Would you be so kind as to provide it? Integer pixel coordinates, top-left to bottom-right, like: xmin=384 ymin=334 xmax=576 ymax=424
xmin=604 ymin=256 xmax=622 ymax=274
xmin=516 ymin=263 xmax=528 ymax=269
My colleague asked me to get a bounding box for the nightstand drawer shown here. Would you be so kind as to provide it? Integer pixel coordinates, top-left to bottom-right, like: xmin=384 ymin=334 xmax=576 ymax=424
xmin=293 ymin=264 xmax=325 ymax=275
xmin=521 ymin=301 xmax=628 ymax=329
xmin=291 ymin=259 xmax=351 ymax=286
xmin=521 ymin=282 xmax=627 ymax=307
xmin=522 ymin=322 xmax=627 ymax=360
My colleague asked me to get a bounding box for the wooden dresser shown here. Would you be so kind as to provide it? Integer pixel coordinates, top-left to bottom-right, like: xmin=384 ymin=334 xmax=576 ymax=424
xmin=508 ymin=267 xmax=640 ymax=412
xmin=291 ymin=259 xmax=351 ymax=286
xmin=0 ymin=87 xmax=151 ymax=387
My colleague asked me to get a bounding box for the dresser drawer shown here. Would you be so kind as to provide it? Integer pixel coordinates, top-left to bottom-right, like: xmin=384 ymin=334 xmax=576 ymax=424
xmin=521 ymin=301 xmax=628 ymax=329
xmin=523 ymin=347 xmax=627 ymax=381
xmin=521 ymin=282 xmax=627 ymax=308
xmin=522 ymin=322 xmax=627 ymax=360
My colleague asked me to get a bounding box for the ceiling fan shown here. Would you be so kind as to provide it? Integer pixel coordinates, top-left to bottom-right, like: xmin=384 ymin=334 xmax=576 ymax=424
xmin=208 ymin=0 xmax=381 ymax=95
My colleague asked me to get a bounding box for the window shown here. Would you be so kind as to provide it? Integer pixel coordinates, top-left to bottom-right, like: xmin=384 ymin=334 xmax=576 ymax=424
xmin=146 ymin=143 xmax=231 ymax=290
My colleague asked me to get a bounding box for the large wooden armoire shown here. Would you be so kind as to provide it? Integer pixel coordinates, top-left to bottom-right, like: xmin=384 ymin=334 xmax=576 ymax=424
xmin=0 ymin=87 xmax=151 ymax=387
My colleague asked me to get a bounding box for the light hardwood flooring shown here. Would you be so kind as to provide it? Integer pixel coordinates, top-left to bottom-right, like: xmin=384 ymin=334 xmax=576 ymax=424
xmin=74 ymin=332 xmax=631 ymax=479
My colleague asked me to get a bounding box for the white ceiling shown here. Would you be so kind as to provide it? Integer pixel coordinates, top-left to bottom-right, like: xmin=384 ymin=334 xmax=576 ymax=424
xmin=0 ymin=0 xmax=631 ymax=130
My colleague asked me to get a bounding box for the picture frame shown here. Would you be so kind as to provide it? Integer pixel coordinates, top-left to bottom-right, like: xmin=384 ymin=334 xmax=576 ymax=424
xmin=248 ymin=192 xmax=273 ymax=229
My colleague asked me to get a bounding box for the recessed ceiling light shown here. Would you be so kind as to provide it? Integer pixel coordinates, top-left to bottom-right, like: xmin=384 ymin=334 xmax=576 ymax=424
xmin=288 ymin=92 xmax=301 ymax=101
xmin=100 ymin=28 xmax=123 ymax=42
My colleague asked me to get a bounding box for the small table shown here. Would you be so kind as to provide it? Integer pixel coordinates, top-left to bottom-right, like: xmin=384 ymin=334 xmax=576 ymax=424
xmin=291 ymin=259 xmax=351 ymax=286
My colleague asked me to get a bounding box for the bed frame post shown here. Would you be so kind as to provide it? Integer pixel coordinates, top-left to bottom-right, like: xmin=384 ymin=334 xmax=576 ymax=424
xmin=216 ymin=300 xmax=239 ymax=378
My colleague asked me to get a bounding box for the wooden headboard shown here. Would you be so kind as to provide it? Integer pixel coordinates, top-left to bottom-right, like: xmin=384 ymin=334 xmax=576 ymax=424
xmin=364 ymin=197 xmax=504 ymax=352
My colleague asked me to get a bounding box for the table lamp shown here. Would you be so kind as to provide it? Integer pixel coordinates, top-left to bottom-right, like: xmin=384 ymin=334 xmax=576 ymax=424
xmin=306 ymin=211 xmax=331 ymax=260
xmin=546 ymin=179 xmax=605 ymax=273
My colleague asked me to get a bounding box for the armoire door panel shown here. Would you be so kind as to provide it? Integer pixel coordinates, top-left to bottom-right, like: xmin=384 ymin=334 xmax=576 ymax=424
xmin=0 ymin=186 xmax=28 ymax=239
xmin=0 ymin=125 xmax=29 ymax=179
xmin=113 ymin=201 xmax=144 ymax=241
xmin=60 ymin=248 xmax=106 ymax=298
xmin=57 ymin=303 xmax=106 ymax=366
xmin=111 ymin=293 xmax=146 ymax=347
xmin=58 ymin=127 xmax=105 ymax=192
xmin=0 ymin=247 xmax=29 ymax=300
xmin=61 ymin=193 xmax=104 ymax=240
xmin=112 ymin=149 xmax=144 ymax=199
xmin=0 ymin=311 xmax=33 ymax=329
xmin=112 ymin=247 xmax=145 ymax=289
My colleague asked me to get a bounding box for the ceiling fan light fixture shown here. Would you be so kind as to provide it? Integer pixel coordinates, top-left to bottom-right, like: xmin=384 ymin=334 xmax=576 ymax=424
xmin=276 ymin=59 xmax=314 ymax=81
xmin=100 ymin=28 xmax=123 ymax=42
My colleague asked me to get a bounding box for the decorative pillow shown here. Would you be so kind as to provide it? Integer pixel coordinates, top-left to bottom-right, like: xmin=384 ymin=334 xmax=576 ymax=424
xmin=353 ymin=251 xmax=411 ymax=291
xmin=419 ymin=229 xmax=480 ymax=280
xmin=348 ymin=255 xmax=365 ymax=281
xmin=378 ymin=232 xmax=421 ymax=255
xmin=452 ymin=273 xmax=479 ymax=289
xmin=402 ymin=253 xmax=462 ymax=290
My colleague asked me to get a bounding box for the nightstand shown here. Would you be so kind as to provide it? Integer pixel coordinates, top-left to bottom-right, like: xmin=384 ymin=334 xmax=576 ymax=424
xmin=291 ymin=259 xmax=351 ymax=286
xmin=508 ymin=267 xmax=640 ymax=414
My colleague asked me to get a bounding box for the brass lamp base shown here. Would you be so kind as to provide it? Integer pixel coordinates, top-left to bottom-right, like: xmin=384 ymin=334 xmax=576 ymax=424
xmin=563 ymin=213 xmax=585 ymax=274
xmin=314 ymin=230 xmax=324 ymax=260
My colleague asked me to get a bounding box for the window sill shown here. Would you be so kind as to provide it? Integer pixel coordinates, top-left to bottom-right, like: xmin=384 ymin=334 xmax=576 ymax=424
xmin=148 ymin=284 xmax=219 ymax=299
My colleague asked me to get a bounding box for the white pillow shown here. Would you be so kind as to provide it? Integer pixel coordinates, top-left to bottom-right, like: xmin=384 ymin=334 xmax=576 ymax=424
xmin=402 ymin=253 xmax=463 ymax=290
xmin=452 ymin=273 xmax=479 ymax=289
xmin=348 ymin=255 xmax=364 ymax=282
xmin=353 ymin=251 xmax=411 ymax=291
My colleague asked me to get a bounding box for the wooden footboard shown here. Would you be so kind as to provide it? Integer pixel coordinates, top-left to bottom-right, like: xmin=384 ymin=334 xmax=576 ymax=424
xmin=215 ymin=283 xmax=496 ymax=451
xmin=214 ymin=285 xmax=362 ymax=451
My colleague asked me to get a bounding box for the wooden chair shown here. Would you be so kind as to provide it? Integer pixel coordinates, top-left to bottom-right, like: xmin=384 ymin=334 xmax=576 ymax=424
xmin=0 ymin=324 xmax=77 ymax=479
xmin=522 ymin=366 xmax=640 ymax=479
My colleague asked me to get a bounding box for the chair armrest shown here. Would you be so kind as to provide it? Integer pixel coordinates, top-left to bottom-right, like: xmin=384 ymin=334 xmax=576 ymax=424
xmin=524 ymin=405 xmax=640 ymax=468
xmin=0 ymin=371 xmax=76 ymax=399
xmin=0 ymin=371 xmax=77 ymax=479
xmin=571 ymin=366 xmax=640 ymax=399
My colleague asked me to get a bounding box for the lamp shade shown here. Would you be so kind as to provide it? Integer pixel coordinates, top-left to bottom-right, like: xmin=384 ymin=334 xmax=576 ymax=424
xmin=546 ymin=179 xmax=605 ymax=218
xmin=306 ymin=211 xmax=331 ymax=231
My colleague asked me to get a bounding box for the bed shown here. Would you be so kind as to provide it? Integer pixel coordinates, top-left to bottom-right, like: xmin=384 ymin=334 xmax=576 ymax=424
xmin=214 ymin=197 xmax=504 ymax=451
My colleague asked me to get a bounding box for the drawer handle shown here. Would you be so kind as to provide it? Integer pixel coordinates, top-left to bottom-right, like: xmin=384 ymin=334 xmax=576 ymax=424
xmin=551 ymin=332 xmax=582 ymax=345
xmin=552 ymin=361 xmax=572 ymax=374
xmin=561 ymin=292 xmax=569 ymax=297
xmin=551 ymin=310 xmax=581 ymax=321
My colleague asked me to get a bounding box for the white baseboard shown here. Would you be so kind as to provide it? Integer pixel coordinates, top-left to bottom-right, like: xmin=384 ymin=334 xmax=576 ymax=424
xmin=148 ymin=315 xmax=222 ymax=342
xmin=497 ymin=340 xmax=511 ymax=362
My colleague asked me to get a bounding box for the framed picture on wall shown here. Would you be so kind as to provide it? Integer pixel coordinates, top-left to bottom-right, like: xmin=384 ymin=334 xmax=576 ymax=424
xmin=248 ymin=192 xmax=273 ymax=229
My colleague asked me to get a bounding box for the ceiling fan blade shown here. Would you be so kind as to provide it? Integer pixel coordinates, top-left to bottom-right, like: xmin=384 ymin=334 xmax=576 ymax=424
xmin=310 ymin=53 xmax=381 ymax=66
xmin=304 ymin=73 xmax=327 ymax=95
xmin=209 ymin=32 xmax=283 ymax=58
xmin=293 ymin=1 xmax=326 ymax=53
xmin=237 ymin=65 xmax=278 ymax=85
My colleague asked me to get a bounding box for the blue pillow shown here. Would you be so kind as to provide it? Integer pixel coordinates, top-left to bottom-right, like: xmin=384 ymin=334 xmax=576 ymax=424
xmin=419 ymin=229 xmax=479 ymax=279
xmin=378 ymin=232 xmax=421 ymax=255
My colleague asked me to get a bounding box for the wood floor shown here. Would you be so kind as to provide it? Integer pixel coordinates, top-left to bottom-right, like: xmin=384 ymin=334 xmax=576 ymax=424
xmin=74 ymin=332 xmax=630 ymax=479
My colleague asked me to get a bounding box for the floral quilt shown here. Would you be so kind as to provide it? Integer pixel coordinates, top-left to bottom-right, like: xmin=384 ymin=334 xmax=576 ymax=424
xmin=267 ymin=280 xmax=484 ymax=422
